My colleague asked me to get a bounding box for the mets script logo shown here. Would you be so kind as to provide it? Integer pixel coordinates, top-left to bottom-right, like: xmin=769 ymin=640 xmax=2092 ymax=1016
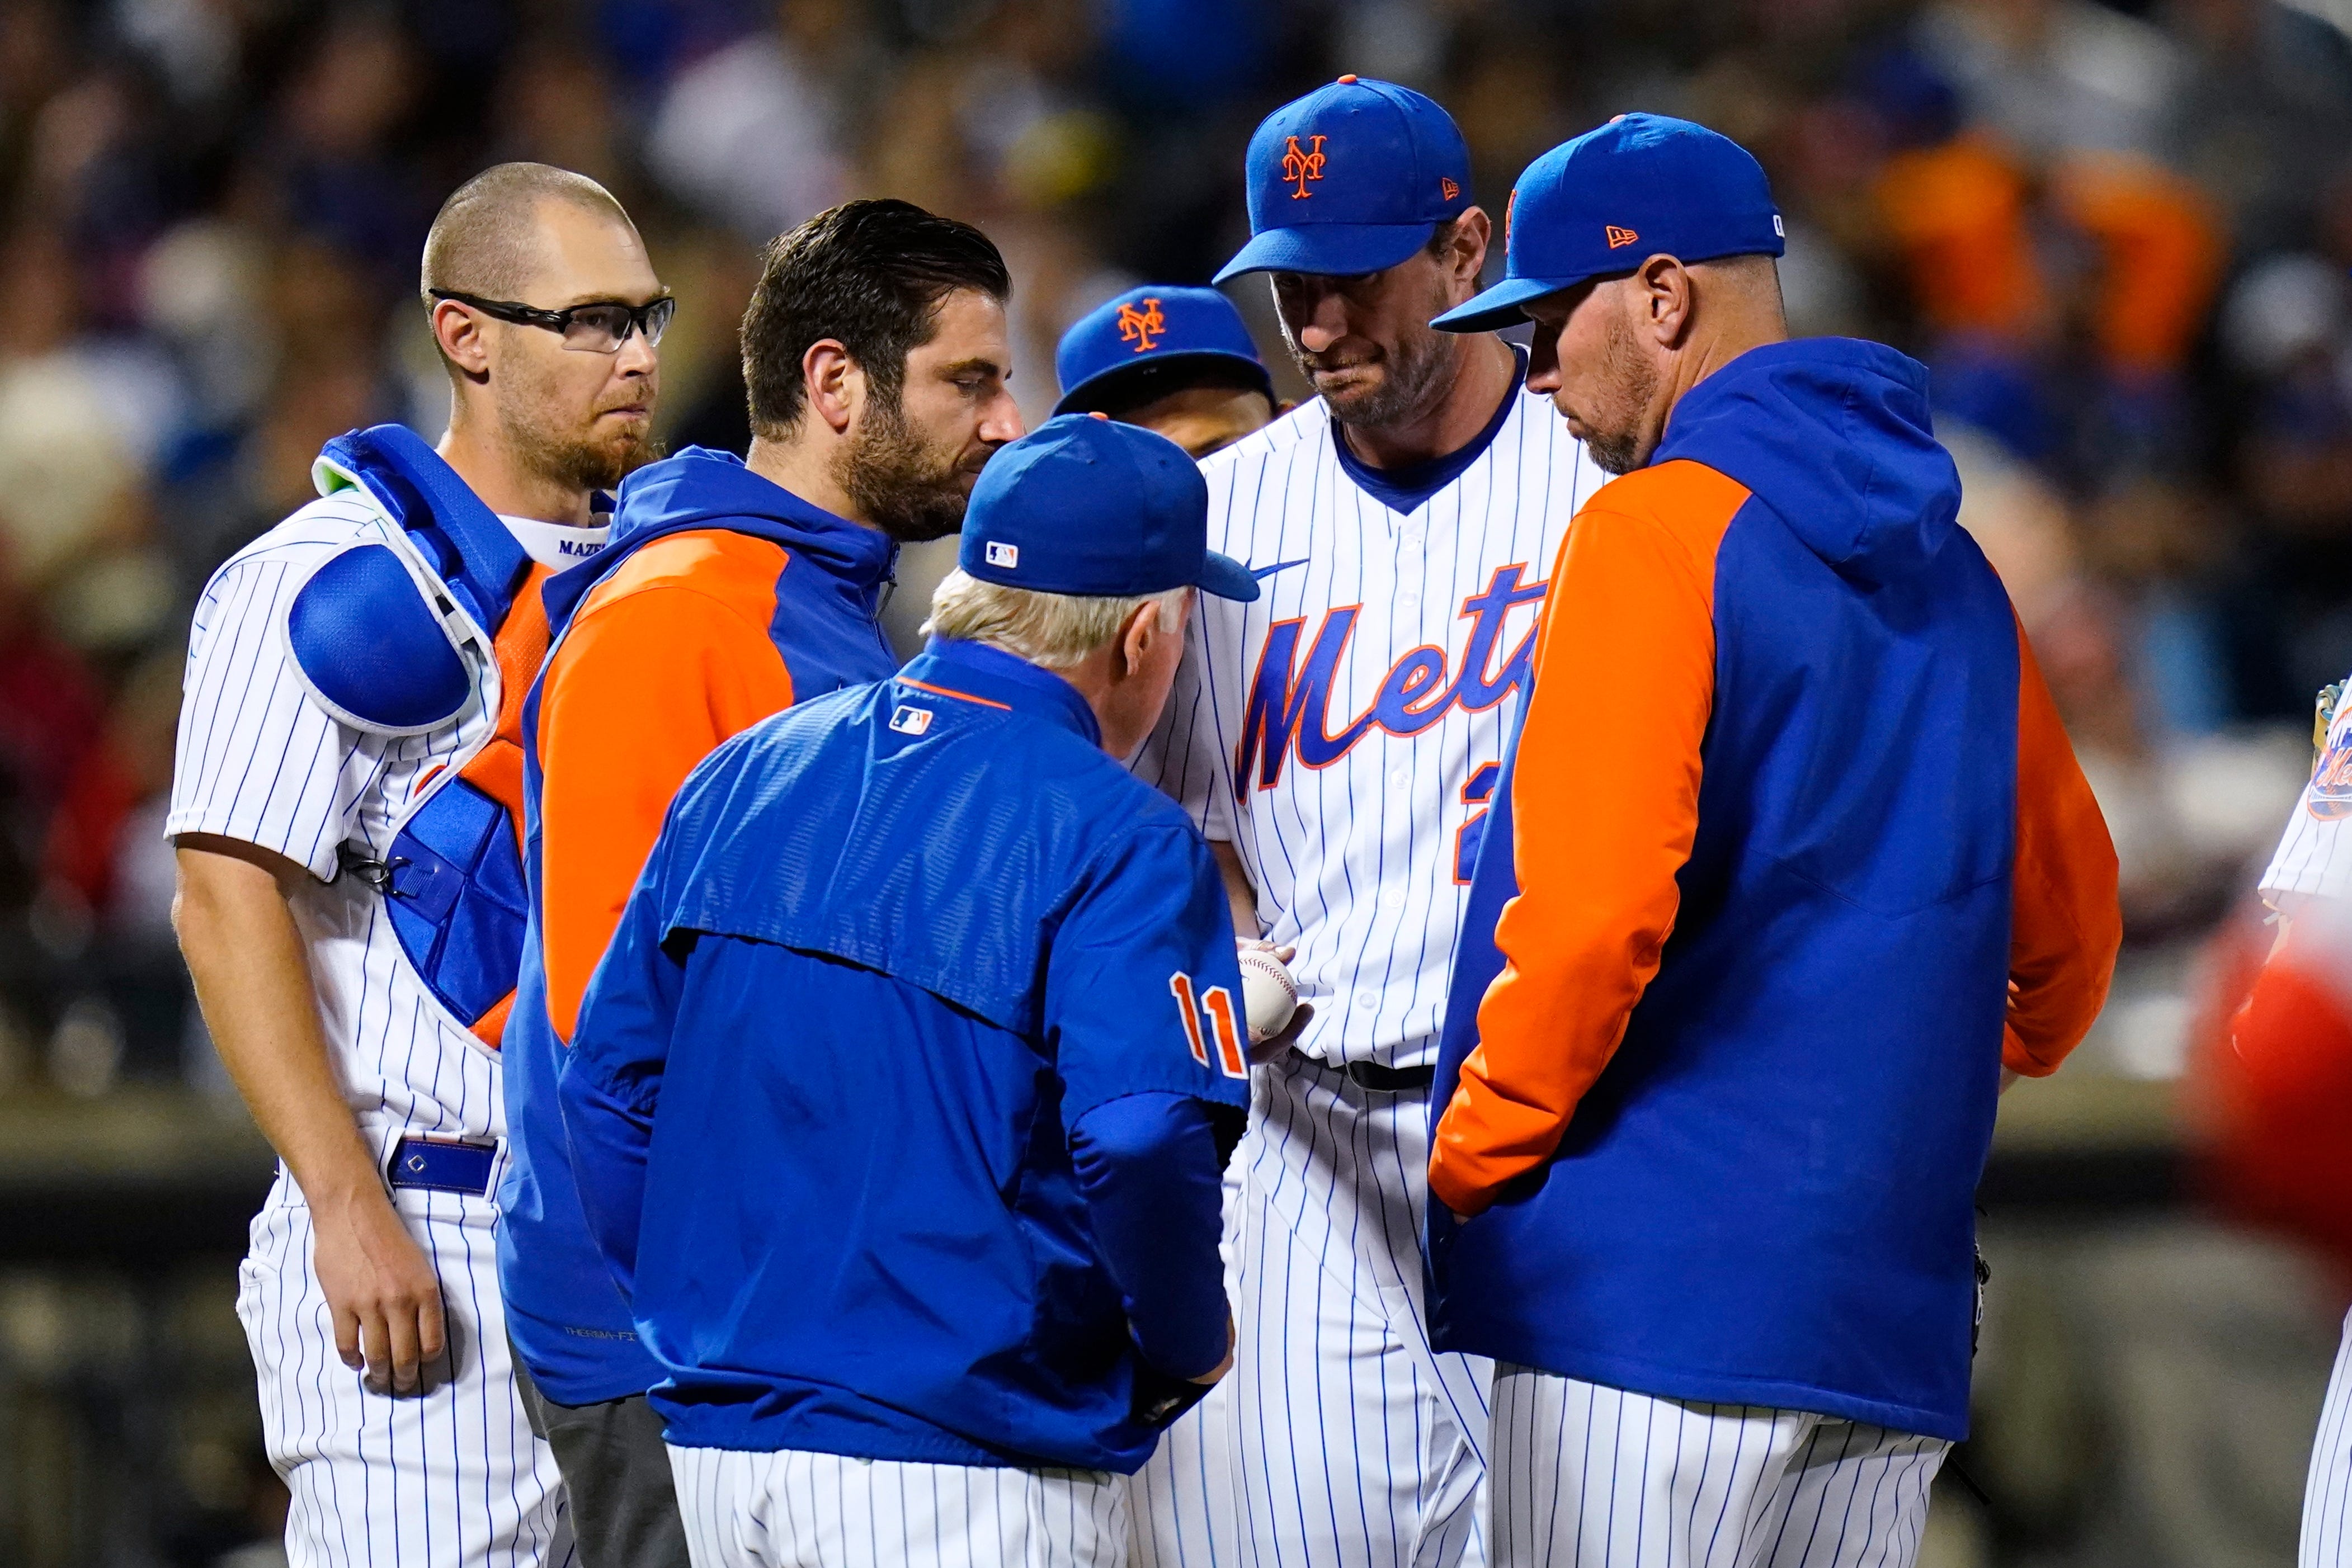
xmin=1237 ymin=564 xmax=1547 ymax=793
xmin=2311 ymin=711 xmax=2352 ymax=820
xmin=1117 ymin=296 xmax=1166 ymax=352
xmin=1282 ymin=134 xmax=1327 ymax=199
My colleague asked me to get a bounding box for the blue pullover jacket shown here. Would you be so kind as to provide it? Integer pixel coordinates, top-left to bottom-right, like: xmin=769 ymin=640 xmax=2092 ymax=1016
xmin=498 ymin=448 xmax=899 ymax=1403
xmin=1430 ymin=339 xmax=2120 ymax=1442
xmin=558 ymin=638 xmax=1253 ymax=1470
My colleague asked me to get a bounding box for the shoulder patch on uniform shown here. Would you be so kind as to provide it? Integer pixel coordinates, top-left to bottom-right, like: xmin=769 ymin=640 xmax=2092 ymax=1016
xmin=284 ymin=542 xmax=472 ymax=735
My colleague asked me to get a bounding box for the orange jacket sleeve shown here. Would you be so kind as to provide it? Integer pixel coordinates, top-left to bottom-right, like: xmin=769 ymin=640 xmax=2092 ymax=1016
xmin=2002 ymin=621 xmax=2122 ymax=1075
xmin=1428 ymin=462 xmax=1743 ymax=1218
xmin=536 ymin=555 xmax=795 ymax=1042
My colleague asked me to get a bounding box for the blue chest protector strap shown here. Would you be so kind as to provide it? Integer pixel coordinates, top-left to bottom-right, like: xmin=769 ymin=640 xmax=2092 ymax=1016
xmin=291 ymin=423 xmax=540 ymax=1049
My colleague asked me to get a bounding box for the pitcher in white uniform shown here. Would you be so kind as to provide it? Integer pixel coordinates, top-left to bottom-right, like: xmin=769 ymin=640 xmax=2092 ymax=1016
xmin=1131 ymin=77 xmax=1605 ymax=1568
xmin=168 ymin=162 xmax=668 ymax=1568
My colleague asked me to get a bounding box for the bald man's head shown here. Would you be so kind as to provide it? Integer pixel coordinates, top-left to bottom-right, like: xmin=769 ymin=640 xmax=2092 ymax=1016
xmin=420 ymin=162 xmax=635 ymax=306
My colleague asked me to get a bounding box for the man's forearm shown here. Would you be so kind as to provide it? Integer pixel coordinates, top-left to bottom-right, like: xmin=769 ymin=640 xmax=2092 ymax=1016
xmin=1210 ymin=839 xmax=1259 ymax=940
xmin=173 ymin=837 xmax=380 ymax=1201
xmin=177 ymin=834 xmax=450 ymax=1392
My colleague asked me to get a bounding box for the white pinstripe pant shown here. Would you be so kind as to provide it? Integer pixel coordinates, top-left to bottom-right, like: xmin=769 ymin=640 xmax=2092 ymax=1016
xmin=1225 ymin=1054 xmax=1492 ymax=1568
xmin=235 ymin=1172 xmax=574 ymax=1568
xmin=1488 ymin=1367 xmax=1948 ymax=1568
xmin=2303 ymin=1308 xmax=2352 ymax=1565
xmin=670 ymin=1444 xmax=1129 ymax=1567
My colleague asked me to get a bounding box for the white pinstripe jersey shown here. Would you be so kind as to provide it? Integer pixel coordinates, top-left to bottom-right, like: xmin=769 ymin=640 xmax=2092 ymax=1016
xmin=2263 ymin=676 xmax=2352 ymax=903
xmin=1134 ymin=381 xmax=1604 ymax=1069
xmin=167 ymin=490 xmax=604 ymax=1145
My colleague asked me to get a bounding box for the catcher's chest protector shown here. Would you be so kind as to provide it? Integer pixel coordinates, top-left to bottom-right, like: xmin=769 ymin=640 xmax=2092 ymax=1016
xmin=287 ymin=423 xmax=557 ymax=1050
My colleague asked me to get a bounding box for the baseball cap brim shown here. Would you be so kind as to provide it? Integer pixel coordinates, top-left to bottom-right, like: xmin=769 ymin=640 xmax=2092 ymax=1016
xmin=1052 ymin=350 xmax=1275 ymax=418
xmin=1199 ymin=549 xmax=1260 ymax=602
xmin=1213 ymin=220 xmax=1438 ymax=284
xmin=1431 ymin=275 xmax=1588 ymax=333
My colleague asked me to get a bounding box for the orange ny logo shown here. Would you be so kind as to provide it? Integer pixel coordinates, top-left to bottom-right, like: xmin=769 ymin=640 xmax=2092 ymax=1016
xmin=1282 ymin=134 xmax=1327 ymax=199
xmin=1116 ymin=296 xmax=1166 ymax=352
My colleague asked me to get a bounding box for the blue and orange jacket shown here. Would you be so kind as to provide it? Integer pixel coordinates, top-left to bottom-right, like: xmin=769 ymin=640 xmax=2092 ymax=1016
xmin=1429 ymin=338 xmax=2121 ymax=1442
xmin=497 ymin=447 xmax=899 ymax=1404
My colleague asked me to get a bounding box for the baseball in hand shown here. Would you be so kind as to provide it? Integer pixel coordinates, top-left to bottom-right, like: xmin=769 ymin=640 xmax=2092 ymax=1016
xmin=1239 ymin=948 xmax=1299 ymax=1045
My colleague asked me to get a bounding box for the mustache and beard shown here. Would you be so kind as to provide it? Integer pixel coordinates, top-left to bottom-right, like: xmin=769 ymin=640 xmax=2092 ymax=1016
xmin=499 ymin=369 xmax=661 ymax=494
xmin=832 ymin=386 xmax=990 ymax=544
xmin=1573 ymin=308 xmax=1662 ymax=477
xmin=1281 ymin=271 xmax=1459 ymax=432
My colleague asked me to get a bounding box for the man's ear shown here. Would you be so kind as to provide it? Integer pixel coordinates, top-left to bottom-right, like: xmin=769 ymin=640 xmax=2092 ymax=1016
xmin=1117 ymin=597 xmax=1163 ymax=678
xmin=432 ymin=300 xmax=491 ymax=383
xmin=803 ymin=339 xmax=864 ymax=437
xmin=1641 ymin=256 xmax=1695 ymax=349
xmin=1448 ymin=208 xmax=1493 ymax=291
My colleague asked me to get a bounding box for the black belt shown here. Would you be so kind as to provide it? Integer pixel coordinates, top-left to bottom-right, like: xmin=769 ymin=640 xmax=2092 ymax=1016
xmin=1287 ymin=1049 xmax=1436 ymax=1093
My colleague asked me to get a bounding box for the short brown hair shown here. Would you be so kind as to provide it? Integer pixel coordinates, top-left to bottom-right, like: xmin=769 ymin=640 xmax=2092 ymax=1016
xmin=420 ymin=162 xmax=633 ymax=305
xmin=739 ymin=199 xmax=1010 ymax=438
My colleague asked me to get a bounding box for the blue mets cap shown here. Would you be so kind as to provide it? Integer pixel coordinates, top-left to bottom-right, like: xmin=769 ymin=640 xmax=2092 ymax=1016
xmin=1213 ymin=75 xmax=1473 ymax=285
xmin=1053 ymin=285 xmax=1273 ymax=417
xmin=1433 ymin=114 xmax=1785 ymax=333
xmin=960 ymin=414 xmax=1260 ymax=603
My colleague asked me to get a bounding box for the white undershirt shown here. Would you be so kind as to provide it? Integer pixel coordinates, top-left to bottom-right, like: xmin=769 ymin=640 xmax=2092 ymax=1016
xmin=500 ymin=513 xmax=609 ymax=570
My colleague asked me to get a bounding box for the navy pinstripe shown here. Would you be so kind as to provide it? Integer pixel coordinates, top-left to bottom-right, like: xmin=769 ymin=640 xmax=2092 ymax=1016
xmin=669 ymin=1446 xmax=1127 ymax=1567
xmin=1489 ymin=1366 xmax=1947 ymax=1568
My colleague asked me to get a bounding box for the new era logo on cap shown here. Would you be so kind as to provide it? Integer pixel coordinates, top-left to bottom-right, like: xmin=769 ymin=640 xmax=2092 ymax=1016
xmin=985 ymin=541 xmax=1019 ymax=568
xmin=1606 ymin=225 xmax=1639 ymax=248
xmin=889 ymin=705 xmax=933 ymax=735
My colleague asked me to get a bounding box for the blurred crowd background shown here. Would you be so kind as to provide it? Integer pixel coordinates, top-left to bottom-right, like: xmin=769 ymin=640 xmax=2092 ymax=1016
xmin=0 ymin=0 xmax=2348 ymax=1562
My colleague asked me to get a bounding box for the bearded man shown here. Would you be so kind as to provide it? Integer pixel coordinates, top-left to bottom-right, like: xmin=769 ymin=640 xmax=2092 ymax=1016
xmin=496 ymin=197 xmax=1022 ymax=1568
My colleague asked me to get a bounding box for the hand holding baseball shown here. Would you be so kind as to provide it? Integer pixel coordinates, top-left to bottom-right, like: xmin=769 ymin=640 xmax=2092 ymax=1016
xmin=1238 ymin=941 xmax=1313 ymax=1065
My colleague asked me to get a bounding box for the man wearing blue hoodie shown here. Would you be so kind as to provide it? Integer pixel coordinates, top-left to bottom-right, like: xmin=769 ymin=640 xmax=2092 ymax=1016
xmin=1425 ymin=118 xmax=2122 ymax=1565
xmin=496 ymin=199 xmax=1022 ymax=1567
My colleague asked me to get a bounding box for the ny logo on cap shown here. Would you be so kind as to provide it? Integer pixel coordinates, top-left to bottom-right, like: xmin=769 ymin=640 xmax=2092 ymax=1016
xmin=1117 ymin=297 xmax=1166 ymax=353
xmin=1605 ymin=225 xmax=1640 ymax=249
xmin=985 ymin=541 xmax=1019 ymax=568
xmin=1282 ymin=134 xmax=1327 ymax=199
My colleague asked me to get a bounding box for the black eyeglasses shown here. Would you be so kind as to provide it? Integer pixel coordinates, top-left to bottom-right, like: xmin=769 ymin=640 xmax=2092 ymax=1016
xmin=430 ymin=290 xmax=675 ymax=353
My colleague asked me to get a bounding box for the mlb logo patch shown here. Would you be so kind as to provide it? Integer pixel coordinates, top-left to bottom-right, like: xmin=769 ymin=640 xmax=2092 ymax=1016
xmin=889 ymin=705 xmax=934 ymax=736
xmin=985 ymin=541 xmax=1019 ymax=569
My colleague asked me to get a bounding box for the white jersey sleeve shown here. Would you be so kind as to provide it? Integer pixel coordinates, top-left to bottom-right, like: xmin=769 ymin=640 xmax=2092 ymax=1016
xmin=167 ymin=544 xmax=369 ymax=880
xmin=2261 ymin=679 xmax=2352 ymax=903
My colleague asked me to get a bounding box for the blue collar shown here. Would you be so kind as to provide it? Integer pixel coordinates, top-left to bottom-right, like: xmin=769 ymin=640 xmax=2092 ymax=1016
xmin=898 ymin=638 xmax=1102 ymax=748
xmin=1331 ymin=347 xmax=1527 ymax=516
xmin=541 ymin=448 xmax=899 ymax=636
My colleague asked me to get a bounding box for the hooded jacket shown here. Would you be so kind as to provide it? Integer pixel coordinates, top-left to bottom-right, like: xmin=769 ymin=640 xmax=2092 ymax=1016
xmin=497 ymin=447 xmax=898 ymax=1404
xmin=1427 ymin=339 xmax=2120 ymax=1441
